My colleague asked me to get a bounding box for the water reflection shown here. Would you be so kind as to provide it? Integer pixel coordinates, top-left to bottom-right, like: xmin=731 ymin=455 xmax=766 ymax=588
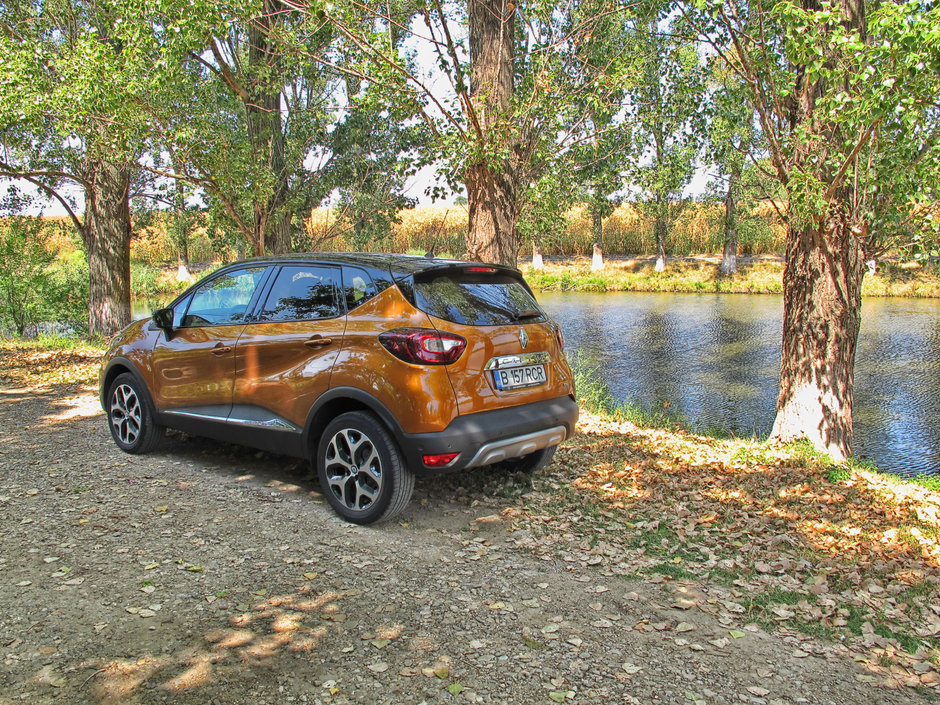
xmin=539 ymin=291 xmax=940 ymax=477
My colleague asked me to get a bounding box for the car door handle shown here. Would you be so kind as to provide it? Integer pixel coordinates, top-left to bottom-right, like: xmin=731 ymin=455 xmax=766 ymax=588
xmin=304 ymin=336 xmax=333 ymax=348
xmin=211 ymin=343 xmax=233 ymax=356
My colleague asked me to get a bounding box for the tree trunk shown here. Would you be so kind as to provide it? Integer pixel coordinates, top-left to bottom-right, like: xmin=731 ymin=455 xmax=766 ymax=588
xmin=654 ymin=211 xmax=667 ymax=272
xmin=465 ymin=162 xmax=518 ymax=265
xmin=591 ymin=205 xmax=604 ymax=248
xmin=720 ymin=170 xmax=739 ymax=275
xmin=465 ymin=0 xmax=518 ymax=267
xmin=770 ymin=215 xmax=864 ymax=460
xmin=177 ymin=240 xmax=190 ymax=281
xmin=769 ymin=0 xmax=867 ymax=460
xmin=592 ymin=242 xmax=604 ymax=271
xmin=172 ymin=170 xmax=190 ymax=281
xmin=531 ymin=242 xmax=543 ymax=269
xmin=83 ymin=159 xmax=132 ymax=337
xmin=247 ymin=0 xmax=290 ymax=255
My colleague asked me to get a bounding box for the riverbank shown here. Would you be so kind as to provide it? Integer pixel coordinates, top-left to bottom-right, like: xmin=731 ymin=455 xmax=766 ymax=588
xmin=127 ymin=255 xmax=940 ymax=309
xmin=2 ymin=337 xmax=938 ymax=701
xmin=521 ymin=256 xmax=940 ymax=297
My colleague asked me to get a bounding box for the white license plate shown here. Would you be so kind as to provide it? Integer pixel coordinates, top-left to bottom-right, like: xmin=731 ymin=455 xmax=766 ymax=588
xmin=493 ymin=364 xmax=547 ymax=390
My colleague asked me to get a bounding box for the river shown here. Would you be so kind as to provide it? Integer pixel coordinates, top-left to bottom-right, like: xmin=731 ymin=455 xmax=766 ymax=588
xmin=133 ymin=290 xmax=939 ymax=477
xmin=537 ymin=291 xmax=940 ymax=478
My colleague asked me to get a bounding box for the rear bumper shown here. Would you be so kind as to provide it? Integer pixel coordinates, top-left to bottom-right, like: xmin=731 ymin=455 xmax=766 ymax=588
xmin=397 ymin=395 xmax=579 ymax=473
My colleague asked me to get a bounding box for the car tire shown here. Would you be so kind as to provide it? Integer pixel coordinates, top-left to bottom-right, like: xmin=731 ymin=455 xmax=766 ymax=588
xmin=498 ymin=445 xmax=557 ymax=474
xmin=106 ymin=372 xmax=165 ymax=454
xmin=317 ymin=411 xmax=414 ymax=524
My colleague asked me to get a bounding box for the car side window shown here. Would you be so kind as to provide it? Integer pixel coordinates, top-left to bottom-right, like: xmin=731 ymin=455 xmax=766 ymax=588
xmin=258 ymin=266 xmax=342 ymax=322
xmin=180 ymin=267 xmax=266 ymax=327
xmin=342 ymin=267 xmax=378 ymax=310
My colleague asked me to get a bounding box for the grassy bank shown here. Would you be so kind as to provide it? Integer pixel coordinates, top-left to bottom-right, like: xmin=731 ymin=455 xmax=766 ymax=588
xmin=2 ymin=336 xmax=939 ymax=689
xmin=522 ymin=256 xmax=940 ymax=298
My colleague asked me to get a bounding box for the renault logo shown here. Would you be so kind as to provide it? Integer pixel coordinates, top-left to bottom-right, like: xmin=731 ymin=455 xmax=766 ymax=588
xmin=518 ymin=328 xmax=529 ymax=349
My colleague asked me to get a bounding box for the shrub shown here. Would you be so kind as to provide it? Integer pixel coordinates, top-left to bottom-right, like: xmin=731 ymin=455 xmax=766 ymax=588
xmin=0 ymin=216 xmax=56 ymax=335
xmin=0 ymin=217 xmax=87 ymax=335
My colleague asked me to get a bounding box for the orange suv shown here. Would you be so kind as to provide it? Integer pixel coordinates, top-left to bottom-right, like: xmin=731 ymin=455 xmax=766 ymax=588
xmin=100 ymin=254 xmax=577 ymax=523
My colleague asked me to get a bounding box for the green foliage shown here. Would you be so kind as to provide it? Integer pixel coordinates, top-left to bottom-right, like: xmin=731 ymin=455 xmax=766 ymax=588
xmin=825 ymin=466 xmax=852 ymax=483
xmin=0 ymin=217 xmax=87 ymax=335
xmin=0 ymin=216 xmax=56 ymax=335
xmin=626 ymin=12 xmax=707 ymax=254
xmin=692 ymin=0 xmax=940 ymax=258
xmin=912 ymin=474 xmax=940 ymax=493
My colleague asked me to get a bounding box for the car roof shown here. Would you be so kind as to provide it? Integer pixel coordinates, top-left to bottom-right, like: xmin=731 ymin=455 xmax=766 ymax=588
xmin=235 ymin=252 xmax=519 ymax=280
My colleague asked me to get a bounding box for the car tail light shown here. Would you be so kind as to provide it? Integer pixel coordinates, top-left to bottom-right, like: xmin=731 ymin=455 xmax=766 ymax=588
xmin=553 ymin=322 xmax=565 ymax=351
xmin=379 ymin=328 xmax=467 ymax=365
xmin=423 ymin=452 xmax=459 ymax=467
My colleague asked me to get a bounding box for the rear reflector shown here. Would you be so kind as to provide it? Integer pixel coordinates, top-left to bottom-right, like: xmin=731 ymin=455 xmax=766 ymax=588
xmin=423 ymin=452 xmax=459 ymax=467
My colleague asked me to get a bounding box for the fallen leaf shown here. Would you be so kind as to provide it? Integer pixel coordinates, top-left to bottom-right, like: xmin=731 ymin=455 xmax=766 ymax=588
xmin=447 ymin=683 xmax=466 ymax=696
xmin=367 ymin=662 xmax=388 ymax=673
xmin=747 ymin=686 xmax=770 ymax=697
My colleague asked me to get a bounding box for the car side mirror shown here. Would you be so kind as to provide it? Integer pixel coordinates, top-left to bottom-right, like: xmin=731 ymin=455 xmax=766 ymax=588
xmin=152 ymin=307 xmax=174 ymax=337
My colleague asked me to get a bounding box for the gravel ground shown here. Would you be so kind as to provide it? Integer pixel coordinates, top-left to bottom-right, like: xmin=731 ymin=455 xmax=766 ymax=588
xmin=0 ymin=383 xmax=931 ymax=705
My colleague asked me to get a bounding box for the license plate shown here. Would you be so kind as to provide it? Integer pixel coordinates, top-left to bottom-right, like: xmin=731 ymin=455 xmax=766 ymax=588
xmin=493 ymin=364 xmax=547 ymax=390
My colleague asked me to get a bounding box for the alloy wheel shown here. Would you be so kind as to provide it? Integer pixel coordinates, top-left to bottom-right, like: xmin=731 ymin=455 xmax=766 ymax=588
xmin=324 ymin=427 xmax=383 ymax=512
xmin=110 ymin=383 xmax=142 ymax=446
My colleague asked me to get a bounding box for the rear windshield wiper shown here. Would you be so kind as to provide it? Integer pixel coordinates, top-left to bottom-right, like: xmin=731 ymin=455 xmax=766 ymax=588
xmin=512 ymin=309 xmax=543 ymax=322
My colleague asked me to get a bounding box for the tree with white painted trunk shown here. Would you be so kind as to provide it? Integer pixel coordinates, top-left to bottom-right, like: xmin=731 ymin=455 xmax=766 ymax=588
xmin=692 ymin=0 xmax=940 ymax=460
xmin=626 ymin=12 xmax=706 ymax=273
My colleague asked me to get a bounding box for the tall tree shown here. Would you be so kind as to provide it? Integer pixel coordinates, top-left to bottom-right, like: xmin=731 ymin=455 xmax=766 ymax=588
xmin=692 ymin=0 xmax=940 ymax=459
xmin=146 ymin=0 xmax=422 ymax=256
xmin=463 ymin=0 xmax=517 ymax=264
xmin=626 ymin=13 xmax=705 ymax=272
xmin=705 ymin=63 xmax=762 ymax=275
xmin=0 ymin=0 xmax=157 ymax=335
xmin=144 ymin=0 xmax=334 ymax=256
xmin=318 ymin=0 xmax=636 ymax=266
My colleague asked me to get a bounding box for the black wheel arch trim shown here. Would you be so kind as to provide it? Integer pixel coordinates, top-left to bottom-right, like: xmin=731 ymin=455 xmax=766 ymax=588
xmin=302 ymin=387 xmax=409 ymax=452
xmin=100 ymin=357 xmax=157 ymax=417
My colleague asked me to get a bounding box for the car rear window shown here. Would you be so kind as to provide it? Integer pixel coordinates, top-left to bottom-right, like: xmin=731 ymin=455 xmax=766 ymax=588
xmin=412 ymin=269 xmax=546 ymax=326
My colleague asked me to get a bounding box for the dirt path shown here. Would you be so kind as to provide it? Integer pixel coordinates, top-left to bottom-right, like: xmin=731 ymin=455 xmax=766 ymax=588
xmin=0 ymin=384 xmax=930 ymax=705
